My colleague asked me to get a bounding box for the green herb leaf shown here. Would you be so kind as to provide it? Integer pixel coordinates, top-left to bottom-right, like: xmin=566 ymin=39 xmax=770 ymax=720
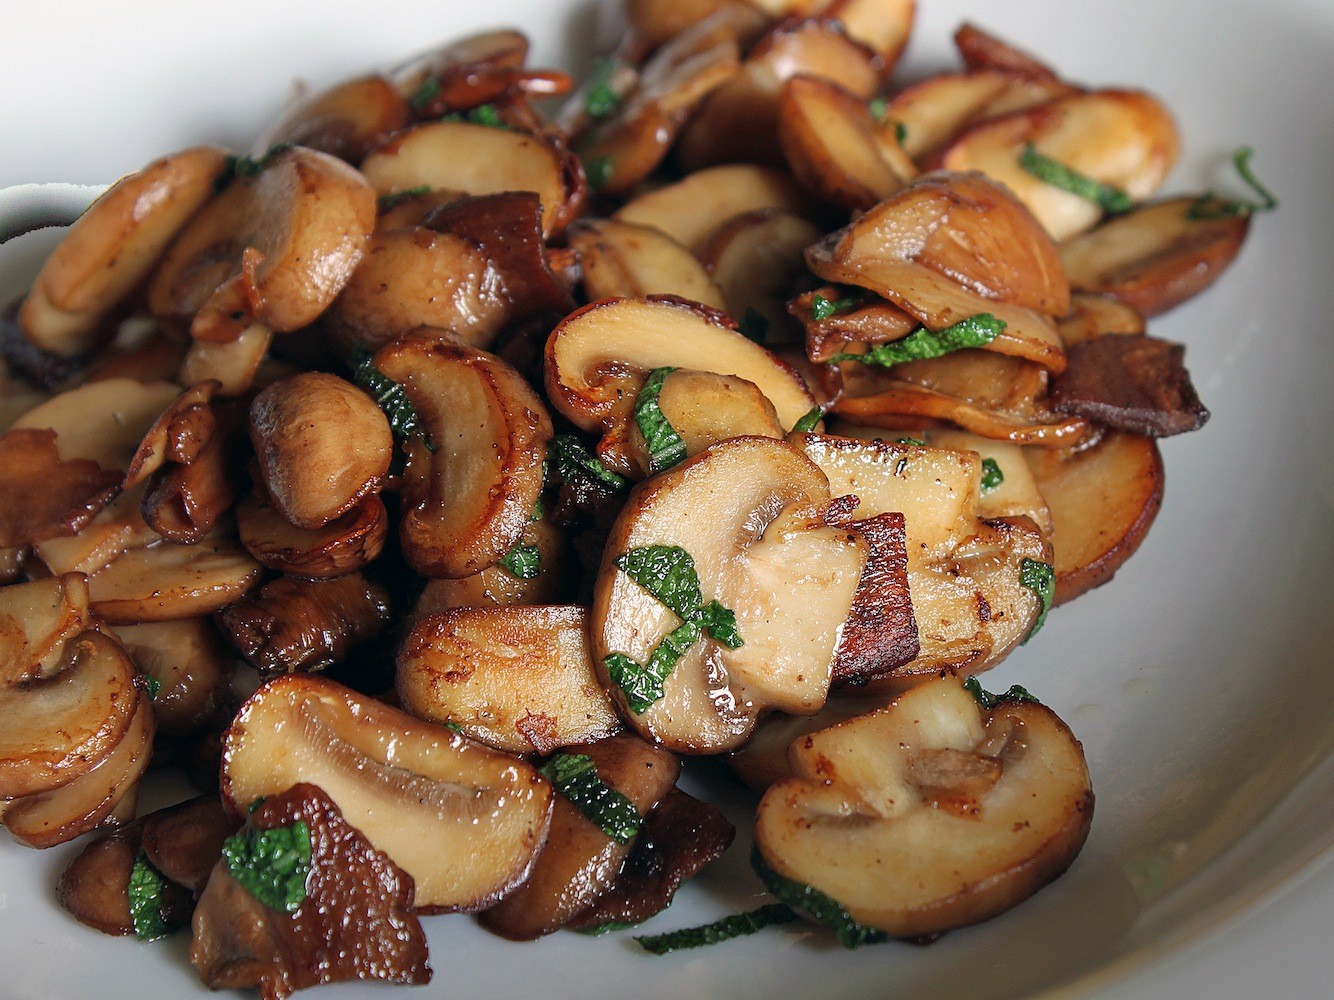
xmin=895 ymin=436 xmax=926 ymax=446
xmin=867 ymin=96 xmax=888 ymax=122
xmin=409 ymin=77 xmax=441 ymax=112
xmin=980 ymin=457 xmax=1004 ymax=493
xmin=738 ymin=307 xmax=770 ymax=344
xmin=1187 ymin=146 xmax=1278 ymax=220
xmin=499 ymin=542 xmax=541 ymax=580
xmin=614 ymin=544 xmax=704 ymax=619
xmin=128 ymin=854 xmax=173 ymax=941
xmin=350 ymin=352 xmax=430 ymax=448
xmin=142 ymin=674 xmax=162 ymax=701
xmin=443 ymin=720 xmax=465 ymax=734
xmin=635 ymin=903 xmax=798 ymax=955
xmin=1019 ymin=557 xmax=1055 ymax=643
xmin=698 ymin=600 xmax=743 ymax=649
xmin=584 ymin=58 xmax=620 ymax=120
xmin=893 ymin=120 xmax=908 ymax=147
xmin=376 ymin=185 xmax=431 ymax=211
xmin=539 ymin=752 xmax=642 ymax=844
xmin=577 ymin=920 xmax=637 ymax=936
xmin=585 ymin=156 xmax=613 ymax=190
xmin=750 ymin=846 xmax=885 ymax=949
xmin=633 ymin=367 xmax=688 ymax=473
xmin=963 ymin=676 xmax=1041 ymax=711
xmin=216 ymin=143 xmax=294 ymax=191
xmin=221 ymin=820 xmax=312 ymax=914
xmin=606 ymin=618 xmax=701 ymax=713
xmin=1019 ymin=144 xmax=1133 ymax=214
xmin=830 ymin=314 xmax=1005 ymax=367
xmin=550 ymin=434 xmax=630 ymax=492
xmin=791 ymin=406 xmax=823 ymax=434
xmin=466 ymin=103 xmax=503 ymax=127
xmin=811 ymin=293 xmax=865 ymax=321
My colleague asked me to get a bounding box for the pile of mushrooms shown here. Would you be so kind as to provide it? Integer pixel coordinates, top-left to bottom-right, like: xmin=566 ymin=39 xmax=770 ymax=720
xmin=0 ymin=0 xmax=1263 ymax=994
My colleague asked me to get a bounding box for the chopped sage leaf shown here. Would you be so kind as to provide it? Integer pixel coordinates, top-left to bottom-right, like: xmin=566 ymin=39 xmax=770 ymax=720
xmin=409 ymin=77 xmax=441 ymax=111
xmin=128 ymin=854 xmax=173 ymax=941
xmin=1019 ymin=144 xmax=1132 ymax=214
xmin=499 ymin=542 xmax=542 ymax=580
xmin=633 ymin=367 xmax=688 ymax=473
xmin=586 ymin=156 xmax=613 ymax=190
xmin=550 ymin=434 xmax=630 ymax=492
xmin=578 ymin=920 xmax=637 ymax=936
xmin=868 ymin=96 xmax=888 ymax=122
xmin=894 ymin=120 xmax=908 ymax=147
xmin=376 ymin=185 xmax=431 ymax=211
xmin=605 ymin=618 xmax=701 ymax=712
xmin=830 ymin=314 xmax=1005 ymax=367
xmin=217 ymin=143 xmax=293 ymax=190
xmin=614 ymin=544 xmax=704 ymax=619
xmin=791 ymin=406 xmax=823 ymax=434
xmin=698 ymin=600 xmax=743 ymax=648
xmin=751 ymin=846 xmax=886 ymax=949
xmin=585 ymin=58 xmax=620 ymax=120
xmin=1187 ymin=146 xmax=1278 ymax=220
xmin=142 ymin=674 xmax=162 ymax=701
xmin=980 ymin=457 xmax=1004 ymax=493
xmin=1019 ymin=557 xmax=1055 ymax=643
xmin=530 ymin=495 xmax=546 ymax=522
xmin=351 ymin=352 xmax=430 ymax=448
xmin=441 ymin=103 xmax=511 ymax=129
xmin=222 ymin=820 xmax=312 ymax=915
xmin=738 ymin=307 xmax=770 ymax=344
xmin=963 ymin=676 xmax=1040 ymax=711
xmin=539 ymin=752 xmax=642 ymax=844
xmin=635 ymin=903 xmax=798 ymax=954
xmin=811 ymin=293 xmax=865 ymax=321
xmin=895 ymin=436 xmax=926 ymax=446
xmin=443 ymin=720 xmax=465 ymax=734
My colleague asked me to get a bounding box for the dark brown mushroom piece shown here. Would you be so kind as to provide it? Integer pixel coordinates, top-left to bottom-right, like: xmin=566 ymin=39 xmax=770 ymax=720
xmin=828 ymin=511 xmax=920 ymax=687
xmin=1048 ymin=334 xmax=1209 ymax=437
xmin=142 ymin=795 xmax=243 ymax=894
xmin=142 ymin=399 xmax=249 ymax=544
xmin=237 ymin=493 xmax=388 ymax=581
xmin=0 ymin=428 xmax=121 ymax=549
xmin=190 ymin=782 xmax=431 ymax=1000
xmin=56 ymin=821 xmax=194 ymax=937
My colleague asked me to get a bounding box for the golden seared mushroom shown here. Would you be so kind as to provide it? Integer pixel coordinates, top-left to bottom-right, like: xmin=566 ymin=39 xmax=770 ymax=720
xmin=614 ymin=164 xmax=808 ymax=254
xmin=220 ymin=674 xmax=553 ymax=911
xmin=14 ymin=147 xmax=227 ymax=368
xmin=827 ymin=510 xmax=919 ymax=687
xmin=122 ymin=380 xmax=220 ymax=490
xmin=56 ymin=821 xmax=194 ymax=937
xmin=33 ymin=484 xmax=161 ymax=577
xmin=794 ymin=286 xmax=922 ymax=363
xmin=952 ymin=21 xmax=1058 ymax=76
xmin=141 ymin=399 xmax=249 ymax=545
xmin=393 ymin=28 xmax=571 ymax=116
xmin=178 ymin=324 xmax=273 ymax=398
xmin=622 ymin=0 xmax=767 ymax=56
xmin=374 ymin=338 xmax=553 ymax=579
xmin=0 ymin=429 xmax=120 ymax=552
xmin=13 ymin=377 xmax=183 ymax=470
xmin=676 ymin=17 xmax=881 ymax=170
xmin=214 ymin=572 xmax=392 ymax=677
xmin=592 ymin=436 xmax=868 ymax=753
xmin=920 ymin=428 xmax=1053 ymax=534
xmin=0 ymin=573 xmax=92 ymax=685
xmin=778 ymin=74 xmax=916 ymax=211
xmin=398 ymin=605 xmax=622 ymax=756
xmin=249 ymin=372 xmax=393 ymax=531
xmin=258 ymin=75 xmax=410 ymax=164
xmin=87 ymin=536 xmax=263 ymax=625
xmin=1059 ymin=196 xmax=1250 ymax=317
xmin=938 ymin=90 xmax=1179 ymax=241
xmin=480 ymin=733 xmax=681 ymax=939
xmin=699 ymin=209 xmax=822 ymax=338
xmin=141 ymin=796 xmax=241 ymax=894
xmin=568 ymin=219 xmax=727 ymax=310
xmin=1025 ymin=431 xmax=1163 ymax=605
xmin=148 ymin=146 xmax=377 ymax=344
xmin=1057 ymin=293 xmax=1145 ymax=345
xmin=112 ymin=618 xmax=234 ymax=738
xmin=796 ymin=433 xmax=1051 ymax=682
xmin=237 ymin=493 xmax=387 ymax=580
xmin=190 ymin=782 xmax=430 ymax=1000
xmin=753 ymin=673 xmax=1093 ymax=940
xmin=815 ymin=0 xmax=915 ymax=69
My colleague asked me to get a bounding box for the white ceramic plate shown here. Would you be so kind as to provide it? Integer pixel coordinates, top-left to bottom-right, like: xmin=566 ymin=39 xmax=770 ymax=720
xmin=1 ymin=1 xmax=1330 ymax=998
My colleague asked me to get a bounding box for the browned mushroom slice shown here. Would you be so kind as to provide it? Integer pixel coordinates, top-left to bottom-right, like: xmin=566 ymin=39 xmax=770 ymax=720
xmin=237 ymin=493 xmax=387 ymax=580
xmin=57 ymin=821 xmax=194 ymax=936
xmin=360 ymin=121 xmax=576 ymax=239
xmin=952 ymin=22 xmax=1057 ymax=76
xmin=178 ymin=323 xmax=273 ymax=398
xmin=374 ymin=339 xmax=552 ymax=579
xmin=4 ymin=685 xmax=154 ymax=848
xmin=818 ymin=0 xmax=914 ymax=68
xmin=614 ymin=164 xmax=808 ymax=255
xmin=569 ymin=219 xmax=727 ymax=310
xmin=779 ymin=74 xmax=915 ymax=211
xmin=259 ymin=75 xmax=410 ymax=164
xmin=479 ymin=734 xmax=681 ymax=939
xmin=924 ymin=429 xmax=1053 ymax=534
xmin=0 ymin=573 xmax=91 ymax=685
xmin=565 ymin=787 xmax=735 ymax=931
xmin=0 ymin=428 xmax=121 ymax=549
xmin=392 ymin=28 xmax=529 ymax=96
xmin=17 ymin=147 xmax=228 ymax=360
xmin=82 ymin=327 xmax=189 ymax=387
xmin=1057 ymin=292 xmax=1145 ymax=345
xmin=123 ymin=380 xmax=220 ymax=489
xmin=593 ymin=437 xmax=866 ymax=753
xmin=700 ymin=209 xmax=822 ymax=338
xmin=938 ymin=90 xmax=1179 ymax=241
xmin=149 ymin=147 xmax=375 ymax=344
xmin=113 ymin=618 xmax=233 ymax=738
xmin=1025 ymin=431 xmax=1163 ymax=605
xmin=1059 ymin=197 xmax=1250 ymax=317
xmin=829 ymin=511 xmax=918 ymax=686
xmin=190 ymin=782 xmax=430 ymax=1000
xmin=676 ymin=17 xmax=881 ymax=170
xmin=754 ymin=673 xmax=1093 ymax=939
xmin=13 ymin=377 xmax=183 ymax=470
xmin=215 ymin=572 xmax=392 ymax=677
xmin=622 ymin=0 xmax=768 ymax=57
xmin=792 ymin=287 xmax=921 ymax=362
xmin=141 ymin=795 xmax=241 ymax=894
xmin=220 ymin=674 xmax=553 ymax=911
xmin=249 ymin=373 xmax=392 ymax=531
xmin=796 ymin=433 xmax=1050 ymax=681
xmin=398 ymin=605 xmax=621 ymax=756
xmin=34 ymin=484 xmax=161 ymax=577
xmin=1048 ymin=334 xmax=1209 ymax=437
xmin=142 ymin=400 xmax=249 ymax=545
xmin=0 ymin=629 xmax=138 ymax=799
xmin=393 ymin=28 xmax=570 ymax=115
xmin=87 ymin=537 xmax=263 ymax=625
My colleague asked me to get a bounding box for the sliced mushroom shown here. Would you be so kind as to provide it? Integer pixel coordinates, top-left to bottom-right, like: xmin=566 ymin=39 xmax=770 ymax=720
xmin=214 ymin=572 xmax=392 ymax=677
xmin=220 ymin=674 xmax=553 ymax=911
xmin=148 ymin=146 xmax=377 ymax=343
xmin=793 ymin=286 xmax=921 ymax=362
xmin=17 ymin=146 xmax=228 ymax=359
xmin=754 ymin=673 xmax=1093 ymax=938
xmin=123 ymin=380 xmax=220 ymax=490
xmin=87 ymin=537 xmax=263 ymax=625
xmin=569 ymin=219 xmax=727 ymax=310
xmin=1057 ymin=293 xmax=1145 ymax=346
xmin=374 ymin=339 xmax=552 ymax=578
xmin=142 ymin=400 xmax=249 ymax=544
xmin=622 ymin=0 xmax=766 ymax=56
xmin=249 ymin=372 xmax=392 ymax=531
xmin=952 ymin=22 xmax=1058 ymax=77
xmin=479 ymin=733 xmax=681 ymax=939
xmin=13 ymin=377 xmax=182 ymax=470
xmin=938 ymin=90 xmax=1179 ymax=240
xmin=924 ymin=428 xmax=1053 ymax=534
xmin=0 ymin=573 xmax=91 ymax=685
xmin=828 ymin=511 xmax=919 ymax=687
xmin=178 ymin=323 xmax=273 ymax=398
xmin=57 ymin=822 xmax=193 ymax=936
xmin=1059 ymin=196 xmax=1250 ymax=317
xmin=393 ymin=27 xmax=568 ymax=114
xmin=258 ymin=74 xmax=411 ymax=164
xmin=1024 ymin=431 xmax=1163 ymax=605
xmin=398 ymin=605 xmax=621 ymax=756
xmin=796 ymin=433 xmax=1050 ymax=681
xmin=699 ymin=209 xmax=822 ymax=338
xmin=237 ymin=493 xmax=386 ymax=580
xmin=190 ymin=782 xmax=430 ymax=999
xmin=141 ymin=795 xmax=241 ymax=894
xmin=592 ymin=436 xmax=867 ymax=753
xmin=33 ymin=484 xmax=160 ymax=577
xmin=112 ymin=618 xmax=233 ymax=738
xmin=0 ymin=428 xmax=121 ymax=550
xmin=84 ymin=326 xmax=190 ymax=387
